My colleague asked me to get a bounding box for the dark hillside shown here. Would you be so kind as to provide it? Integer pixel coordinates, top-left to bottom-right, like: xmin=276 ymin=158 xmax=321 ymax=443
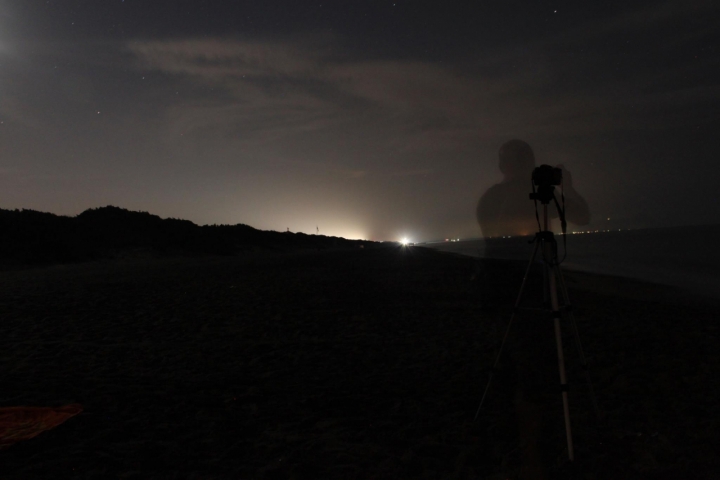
xmin=0 ymin=206 xmax=371 ymax=268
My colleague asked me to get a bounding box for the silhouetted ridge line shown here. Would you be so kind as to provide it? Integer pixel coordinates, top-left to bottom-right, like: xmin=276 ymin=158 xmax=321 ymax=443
xmin=0 ymin=206 xmax=370 ymax=268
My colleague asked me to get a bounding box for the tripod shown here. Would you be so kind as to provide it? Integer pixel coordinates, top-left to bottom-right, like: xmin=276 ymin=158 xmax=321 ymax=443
xmin=474 ymin=185 xmax=600 ymax=462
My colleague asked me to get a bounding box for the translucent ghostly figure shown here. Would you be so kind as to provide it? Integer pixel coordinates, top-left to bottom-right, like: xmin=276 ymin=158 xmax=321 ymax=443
xmin=477 ymin=139 xmax=590 ymax=240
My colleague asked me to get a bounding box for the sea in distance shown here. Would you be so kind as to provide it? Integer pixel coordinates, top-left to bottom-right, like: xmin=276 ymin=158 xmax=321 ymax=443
xmin=425 ymin=224 xmax=720 ymax=300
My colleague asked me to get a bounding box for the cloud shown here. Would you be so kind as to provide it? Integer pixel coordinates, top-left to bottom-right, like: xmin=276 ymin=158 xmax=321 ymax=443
xmin=126 ymin=32 xmax=720 ymax=175
xmin=128 ymin=38 xmax=320 ymax=79
xmin=390 ymin=168 xmax=433 ymax=178
xmin=126 ymin=38 xmax=544 ymax=148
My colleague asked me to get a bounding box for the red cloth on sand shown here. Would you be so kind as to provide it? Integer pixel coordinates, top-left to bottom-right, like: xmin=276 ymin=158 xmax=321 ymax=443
xmin=0 ymin=404 xmax=82 ymax=448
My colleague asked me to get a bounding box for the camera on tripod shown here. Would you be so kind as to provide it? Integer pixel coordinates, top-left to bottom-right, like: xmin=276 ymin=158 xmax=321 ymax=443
xmin=529 ymin=165 xmax=563 ymax=204
xmin=532 ymin=164 xmax=562 ymax=187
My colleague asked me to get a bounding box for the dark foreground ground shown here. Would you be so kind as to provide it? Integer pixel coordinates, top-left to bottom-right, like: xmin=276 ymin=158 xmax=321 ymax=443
xmin=0 ymin=246 xmax=718 ymax=479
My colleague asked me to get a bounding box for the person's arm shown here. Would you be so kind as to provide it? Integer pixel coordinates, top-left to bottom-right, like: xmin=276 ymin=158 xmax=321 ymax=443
xmin=557 ymin=164 xmax=590 ymax=226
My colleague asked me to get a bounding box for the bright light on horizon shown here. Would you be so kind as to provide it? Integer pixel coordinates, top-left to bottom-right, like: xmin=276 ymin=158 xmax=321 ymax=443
xmin=401 ymin=237 xmax=410 ymax=246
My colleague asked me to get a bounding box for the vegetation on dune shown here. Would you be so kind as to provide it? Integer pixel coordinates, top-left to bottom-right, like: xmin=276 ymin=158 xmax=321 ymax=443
xmin=0 ymin=206 xmax=368 ymax=267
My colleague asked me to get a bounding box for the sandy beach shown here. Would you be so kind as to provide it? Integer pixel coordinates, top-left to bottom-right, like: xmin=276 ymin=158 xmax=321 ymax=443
xmin=1 ymin=245 xmax=718 ymax=479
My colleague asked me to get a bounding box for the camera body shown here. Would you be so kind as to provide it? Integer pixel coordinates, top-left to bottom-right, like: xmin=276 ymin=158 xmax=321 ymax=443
xmin=532 ymin=164 xmax=563 ymax=187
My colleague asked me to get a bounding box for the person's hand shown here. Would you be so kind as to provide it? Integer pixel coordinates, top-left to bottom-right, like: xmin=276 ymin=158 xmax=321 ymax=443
xmin=556 ymin=164 xmax=573 ymax=189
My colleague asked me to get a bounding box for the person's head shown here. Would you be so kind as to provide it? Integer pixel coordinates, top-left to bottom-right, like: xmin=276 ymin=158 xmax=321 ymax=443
xmin=498 ymin=139 xmax=535 ymax=180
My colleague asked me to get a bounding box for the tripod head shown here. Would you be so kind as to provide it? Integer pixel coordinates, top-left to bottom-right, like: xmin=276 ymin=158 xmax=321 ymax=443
xmin=529 ymin=185 xmax=556 ymax=205
xmin=529 ymin=166 xmax=568 ymax=262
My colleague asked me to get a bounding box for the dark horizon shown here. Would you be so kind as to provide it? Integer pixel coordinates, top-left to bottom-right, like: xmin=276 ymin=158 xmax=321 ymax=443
xmin=2 ymin=1 xmax=719 ymax=242
xmin=6 ymin=203 xmax=718 ymax=248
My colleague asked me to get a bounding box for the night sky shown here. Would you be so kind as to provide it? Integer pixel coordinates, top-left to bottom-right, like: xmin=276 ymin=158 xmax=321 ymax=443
xmin=1 ymin=1 xmax=718 ymax=242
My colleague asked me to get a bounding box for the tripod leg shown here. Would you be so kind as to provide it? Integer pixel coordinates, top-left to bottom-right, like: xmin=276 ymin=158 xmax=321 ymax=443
xmin=474 ymin=240 xmax=540 ymax=421
xmin=547 ymin=249 xmax=575 ymax=461
xmin=543 ymin=259 xmax=550 ymax=306
xmin=553 ymin=264 xmax=603 ymax=421
xmin=513 ymin=239 xmax=541 ymax=310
